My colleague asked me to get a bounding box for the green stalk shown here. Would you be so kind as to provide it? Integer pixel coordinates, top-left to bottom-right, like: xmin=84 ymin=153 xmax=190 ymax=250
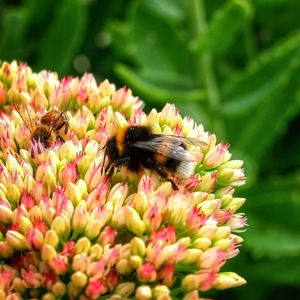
xmin=191 ymin=0 xmax=226 ymax=139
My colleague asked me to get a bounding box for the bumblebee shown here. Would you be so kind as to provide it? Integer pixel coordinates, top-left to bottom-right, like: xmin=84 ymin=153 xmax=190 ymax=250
xmin=104 ymin=126 xmax=207 ymax=189
xmin=15 ymin=105 xmax=69 ymax=148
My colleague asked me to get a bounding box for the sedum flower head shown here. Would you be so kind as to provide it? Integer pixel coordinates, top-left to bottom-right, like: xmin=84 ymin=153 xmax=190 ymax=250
xmin=0 ymin=61 xmax=247 ymax=299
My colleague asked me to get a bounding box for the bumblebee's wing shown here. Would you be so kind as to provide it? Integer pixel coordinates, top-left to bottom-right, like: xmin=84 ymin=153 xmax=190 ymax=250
xmin=133 ymin=136 xmax=199 ymax=162
xmin=164 ymin=135 xmax=208 ymax=148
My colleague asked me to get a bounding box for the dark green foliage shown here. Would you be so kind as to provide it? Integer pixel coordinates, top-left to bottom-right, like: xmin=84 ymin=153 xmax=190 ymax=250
xmin=1 ymin=0 xmax=300 ymax=299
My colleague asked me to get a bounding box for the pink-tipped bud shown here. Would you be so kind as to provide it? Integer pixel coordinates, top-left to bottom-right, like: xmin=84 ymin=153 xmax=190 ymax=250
xmin=85 ymin=279 xmax=107 ymax=299
xmin=137 ymin=262 xmax=157 ymax=282
xmin=49 ymin=254 xmax=68 ymax=275
xmin=72 ymin=205 xmax=88 ymax=234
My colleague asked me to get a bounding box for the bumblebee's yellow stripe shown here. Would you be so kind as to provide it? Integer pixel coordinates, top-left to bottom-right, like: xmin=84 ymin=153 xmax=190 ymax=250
xmin=115 ymin=126 xmax=128 ymax=156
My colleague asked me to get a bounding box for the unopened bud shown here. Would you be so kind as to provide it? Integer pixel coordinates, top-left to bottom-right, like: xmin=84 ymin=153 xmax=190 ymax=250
xmin=71 ymin=271 xmax=88 ymax=288
xmin=115 ymin=282 xmax=135 ymax=298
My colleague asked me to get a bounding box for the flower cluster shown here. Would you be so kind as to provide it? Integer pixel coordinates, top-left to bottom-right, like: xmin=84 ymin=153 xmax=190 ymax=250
xmin=0 ymin=61 xmax=247 ymax=299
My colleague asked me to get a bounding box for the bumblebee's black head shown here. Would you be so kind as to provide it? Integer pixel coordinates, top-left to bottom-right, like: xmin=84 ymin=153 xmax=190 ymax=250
xmin=106 ymin=137 xmax=119 ymax=161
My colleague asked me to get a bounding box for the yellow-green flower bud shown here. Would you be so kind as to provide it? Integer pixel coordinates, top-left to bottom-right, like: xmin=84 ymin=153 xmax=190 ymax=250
xmin=132 ymin=191 xmax=149 ymax=215
xmin=213 ymin=238 xmax=232 ymax=250
xmin=7 ymin=184 xmax=21 ymax=208
xmin=180 ymin=249 xmax=203 ymax=265
xmin=89 ymin=244 xmax=103 ymax=260
xmin=215 ymin=226 xmax=231 ymax=240
xmin=213 ymin=272 xmax=246 ymax=289
xmin=147 ymin=108 xmax=159 ymax=127
xmin=58 ymin=141 xmax=77 ymax=162
xmin=116 ymin=258 xmax=132 ymax=275
xmin=52 ymin=281 xmax=66 ymax=297
xmin=130 ymin=237 xmax=146 ymax=257
xmin=0 ymin=204 xmax=12 ymax=224
xmin=129 ymin=255 xmax=143 ymax=269
xmin=75 ymin=237 xmax=91 ymax=253
xmin=41 ymin=244 xmax=57 ymax=261
xmin=76 ymin=178 xmax=88 ymax=197
xmin=182 ymin=274 xmax=199 ymax=292
xmin=71 ymin=271 xmax=88 ymax=288
xmin=125 ymin=206 xmax=145 ymax=236
xmin=51 ymin=216 xmax=66 ymax=237
xmin=42 ymin=170 xmax=56 ymax=193
xmin=152 ymin=285 xmax=170 ymax=299
xmin=135 ymin=285 xmax=152 ymax=300
xmin=41 ymin=293 xmax=56 ymax=300
xmin=0 ymin=241 xmax=14 ymax=258
xmin=114 ymin=112 xmax=128 ymax=129
xmin=198 ymin=224 xmax=217 ymax=239
xmin=115 ymin=282 xmax=135 ymax=298
xmin=225 ymin=197 xmax=246 ymax=212
xmin=65 ymin=182 xmax=82 ymax=206
xmin=44 ymin=229 xmax=59 ymax=249
xmin=6 ymin=230 xmax=30 ymax=250
xmin=19 ymin=216 xmax=33 ymax=234
xmin=192 ymin=237 xmax=212 ymax=251
xmin=72 ymin=253 xmax=89 ymax=272
xmin=72 ymin=205 xmax=88 ymax=234
xmin=84 ymin=218 xmax=103 ymax=240
xmin=77 ymin=154 xmax=93 ymax=178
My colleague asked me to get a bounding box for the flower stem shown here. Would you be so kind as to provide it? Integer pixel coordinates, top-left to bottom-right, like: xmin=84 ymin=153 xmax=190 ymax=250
xmin=191 ymin=0 xmax=226 ymax=139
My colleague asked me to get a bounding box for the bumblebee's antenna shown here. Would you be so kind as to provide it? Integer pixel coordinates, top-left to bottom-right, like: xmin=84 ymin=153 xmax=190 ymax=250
xmin=13 ymin=104 xmax=33 ymax=134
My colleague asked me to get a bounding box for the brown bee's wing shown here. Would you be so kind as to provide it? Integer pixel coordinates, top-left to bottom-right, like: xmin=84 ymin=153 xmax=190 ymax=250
xmin=133 ymin=135 xmax=202 ymax=162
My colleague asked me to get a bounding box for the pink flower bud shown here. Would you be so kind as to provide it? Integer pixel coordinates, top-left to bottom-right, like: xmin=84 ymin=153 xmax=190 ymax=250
xmin=85 ymin=279 xmax=107 ymax=299
xmin=137 ymin=262 xmax=157 ymax=282
xmin=97 ymin=225 xmax=117 ymax=247
xmin=157 ymin=264 xmax=175 ymax=287
xmin=49 ymin=254 xmax=68 ymax=275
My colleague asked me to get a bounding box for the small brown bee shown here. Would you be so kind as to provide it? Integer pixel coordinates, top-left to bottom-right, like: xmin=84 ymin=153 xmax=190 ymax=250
xmin=15 ymin=105 xmax=69 ymax=148
xmin=104 ymin=125 xmax=207 ymax=189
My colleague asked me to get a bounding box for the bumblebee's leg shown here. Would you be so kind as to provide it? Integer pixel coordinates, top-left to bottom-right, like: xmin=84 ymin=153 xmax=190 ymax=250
xmin=105 ymin=157 xmax=131 ymax=177
xmin=154 ymin=165 xmax=178 ymax=190
xmin=57 ymin=135 xmax=65 ymax=142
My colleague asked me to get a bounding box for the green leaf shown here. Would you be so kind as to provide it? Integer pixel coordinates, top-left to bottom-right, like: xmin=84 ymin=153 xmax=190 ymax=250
xmin=190 ymin=0 xmax=254 ymax=55
xmin=0 ymin=9 xmax=27 ymax=60
xmin=244 ymin=173 xmax=300 ymax=258
xmin=245 ymin=214 xmax=300 ymax=259
xmin=246 ymin=256 xmax=300 ymax=285
xmin=221 ymin=32 xmax=300 ymax=160
xmin=222 ymin=32 xmax=300 ymax=116
xmin=37 ymin=0 xmax=88 ymax=76
xmin=115 ymin=63 xmax=207 ymax=104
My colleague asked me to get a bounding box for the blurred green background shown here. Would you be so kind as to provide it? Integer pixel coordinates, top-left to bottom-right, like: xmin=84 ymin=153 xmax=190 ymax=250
xmin=1 ymin=0 xmax=300 ymax=299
